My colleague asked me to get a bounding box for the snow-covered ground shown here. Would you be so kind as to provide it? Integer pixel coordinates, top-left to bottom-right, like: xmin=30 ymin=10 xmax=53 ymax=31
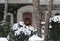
xmin=0 ymin=38 xmax=8 ymax=41
xmin=29 ymin=35 xmax=44 ymax=41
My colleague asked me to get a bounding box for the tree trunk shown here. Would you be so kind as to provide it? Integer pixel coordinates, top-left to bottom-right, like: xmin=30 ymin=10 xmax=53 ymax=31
xmin=3 ymin=0 xmax=8 ymax=21
xmin=45 ymin=0 xmax=53 ymax=41
xmin=33 ymin=0 xmax=42 ymax=37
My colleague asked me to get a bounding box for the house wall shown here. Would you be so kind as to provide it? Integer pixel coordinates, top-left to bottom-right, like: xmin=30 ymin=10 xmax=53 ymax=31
xmin=17 ymin=5 xmax=60 ymax=27
xmin=0 ymin=0 xmax=60 ymax=5
xmin=17 ymin=5 xmax=36 ymax=27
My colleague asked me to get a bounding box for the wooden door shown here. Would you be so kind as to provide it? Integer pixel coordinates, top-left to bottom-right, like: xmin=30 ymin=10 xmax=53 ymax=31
xmin=23 ymin=12 xmax=32 ymax=25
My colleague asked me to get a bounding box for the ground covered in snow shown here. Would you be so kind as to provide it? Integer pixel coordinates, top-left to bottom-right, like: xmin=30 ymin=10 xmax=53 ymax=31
xmin=0 ymin=38 xmax=8 ymax=41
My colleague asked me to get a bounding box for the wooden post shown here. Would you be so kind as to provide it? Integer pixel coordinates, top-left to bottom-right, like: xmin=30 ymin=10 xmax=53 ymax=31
xmin=45 ymin=0 xmax=53 ymax=41
xmin=33 ymin=0 xmax=42 ymax=37
xmin=3 ymin=0 xmax=8 ymax=21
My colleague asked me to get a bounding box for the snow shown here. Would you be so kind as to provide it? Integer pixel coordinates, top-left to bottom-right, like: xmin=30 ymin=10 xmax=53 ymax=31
xmin=7 ymin=21 xmax=45 ymax=41
xmin=0 ymin=38 xmax=8 ymax=41
xmin=50 ymin=15 xmax=60 ymax=22
xmin=41 ymin=22 xmax=45 ymax=24
xmin=12 ymin=21 xmax=37 ymax=36
xmin=10 ymin=21 xmax=45 ymax=41
xmin=12 ymin=23 xmax=18 ymax=31
xmin=49 ymin=26 xmax=52 ymax=28
xmin=29 ymin=35 xmax=44 ymax=41
xmin=14 ymin=26 xmax=34 ymax=35
xmin=12 ymin=21 xmax=25 ymax=31
xmin=42 ymin=30 xmax=45 ymax=33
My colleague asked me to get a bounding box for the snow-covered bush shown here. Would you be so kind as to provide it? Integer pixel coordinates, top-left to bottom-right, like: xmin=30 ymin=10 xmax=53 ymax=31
xmin=50 ymin=15 xmax=60 ymax=22
xmin=8 ymin=22 xmax=37 ymax=41
xmin=49 ymin=15 xmax=60 ymax=41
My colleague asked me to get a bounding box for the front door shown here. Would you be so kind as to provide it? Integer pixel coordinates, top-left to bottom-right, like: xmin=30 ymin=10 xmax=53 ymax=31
xmin=23 ymin=12 xmax=32 ymax=25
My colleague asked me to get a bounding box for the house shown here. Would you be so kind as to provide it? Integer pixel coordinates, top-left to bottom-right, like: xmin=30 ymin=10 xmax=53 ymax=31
xmin=0 ymin=0 xmax=60 ymax=27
